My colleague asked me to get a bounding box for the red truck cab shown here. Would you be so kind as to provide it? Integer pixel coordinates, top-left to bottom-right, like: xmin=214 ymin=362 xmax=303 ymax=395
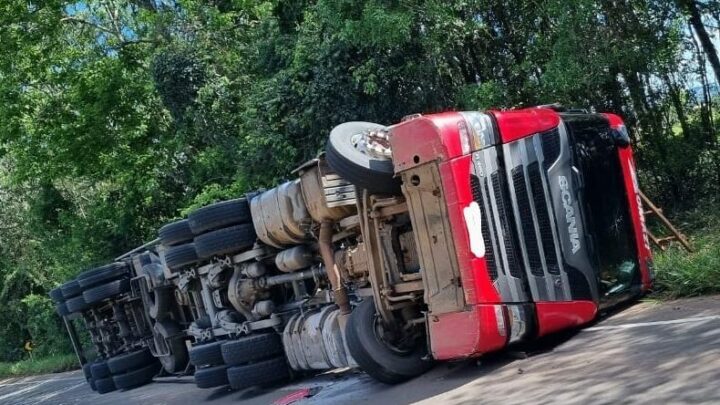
xmin=390 ymin=108 xmax=653 ymax=360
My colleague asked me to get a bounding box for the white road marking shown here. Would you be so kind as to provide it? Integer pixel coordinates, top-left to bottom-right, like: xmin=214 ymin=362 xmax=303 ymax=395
xmin=27 ymin=381 xmax=86 ymax=405
xmin=0 ymin=378 xmax=51 ymax=401
xmin=585 ymin=315 xmax=720 ymax=331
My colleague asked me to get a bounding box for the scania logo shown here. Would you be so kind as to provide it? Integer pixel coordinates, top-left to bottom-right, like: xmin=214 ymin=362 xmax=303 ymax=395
xmin=559 ymin=176 xmax=581 ymax=254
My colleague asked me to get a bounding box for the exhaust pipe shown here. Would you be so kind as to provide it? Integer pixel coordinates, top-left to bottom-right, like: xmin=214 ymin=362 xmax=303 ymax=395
xmin=319 ymin=221 xmax=351 ymax=314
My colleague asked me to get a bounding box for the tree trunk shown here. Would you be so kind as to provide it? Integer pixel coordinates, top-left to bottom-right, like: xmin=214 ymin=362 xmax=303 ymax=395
xmin=679 ymin=0 xmax=720 ymax=86
xmin=663 ymin=73 xmax=692 ymax=139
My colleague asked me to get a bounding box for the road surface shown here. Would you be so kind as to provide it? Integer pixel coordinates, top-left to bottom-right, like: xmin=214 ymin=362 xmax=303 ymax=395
xmin=1 ymin=295 xmax=719 ymax=404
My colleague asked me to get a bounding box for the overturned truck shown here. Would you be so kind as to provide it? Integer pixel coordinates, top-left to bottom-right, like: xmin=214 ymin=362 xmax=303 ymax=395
xmin=51 ymin=107 xmax=653 ymax=393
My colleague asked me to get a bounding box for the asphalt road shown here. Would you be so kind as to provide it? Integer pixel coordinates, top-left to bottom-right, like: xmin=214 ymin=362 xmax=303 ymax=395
xmin=2 ymin=295 xmax=719 ymax=405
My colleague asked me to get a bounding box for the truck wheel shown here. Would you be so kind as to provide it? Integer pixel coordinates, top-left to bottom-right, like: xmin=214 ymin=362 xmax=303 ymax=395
xmin=326 ymin=121 xmax=401 ymax=195
xmin=88 ymin=378 xmax=97 ymax=391
xmin=194 ymin=365 xmax=229 ymax=388
xmin=226 ymin=357 xmax=289 ymax=391
xmin=94 ymin=376 xmax=116 ymax=394
xmin=77 ymin=262 xmax=129 ymax=289
xmin=189 ymin=341 xmax=225 ymax=367
xmin=164 ymin=243 xmax=199 ymax=272
xmin=82 ymin=363 xmax=93 ymax=381
xmin=90 ymin=361 xmax=111 ymax=379
xmin=83 ymin=279 xmax=130 ymax=305
xmin=49 ymin=287 xmax=64 ymax=303
xmin=346 ymin=299 xmax=432 ymax=384
xmin=221 ymin=333 xmax=283 ymax=366
xmin=159 ymin=219 xmax=194 ymax=247
xmin=112 ymin=361 xmax=160 ymax=389
xmin=65 ymin=295 xmax=89 ymax=314
xmin=55 ymin=302 xmax=70 ymax=317
xmin=194 ymin=224 xmax=256 ymax=260
xmin=188 ymin=198 xmax=251 ymax=235
xmin=108 ymin=348 xmax=154 ymax=375
xmin=60 ymin=279 xmax=82 ymax=299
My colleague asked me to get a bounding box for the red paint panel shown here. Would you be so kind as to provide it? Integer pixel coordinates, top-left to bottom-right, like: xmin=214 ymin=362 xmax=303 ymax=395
xmin=602 ymin=113 xmax=652 ymax=291
xmin=535 ymin=301 xmax=597 ymax=337
xmin=389 ymin=112 xmax=466 ymax=173
xmin=439 ymin=157 xmax=502 ymax=305
xmin=491 ymin=108 xmax=560 ymax=143
xmin=428 ymin=304 xmax=507 ymax=360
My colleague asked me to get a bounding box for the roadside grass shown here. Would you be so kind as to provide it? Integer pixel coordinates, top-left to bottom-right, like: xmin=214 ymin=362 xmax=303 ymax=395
xmin=0 ymin=353 xmax=79 ymax=379
xmin=652 ymin=205 xmax=720 ymax=298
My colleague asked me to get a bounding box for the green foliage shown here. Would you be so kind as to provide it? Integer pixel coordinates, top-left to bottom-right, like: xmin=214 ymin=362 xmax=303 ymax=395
xmin=0 ymin=0 xmax=719 ymax=363
xmin=653 ymin=207 xmax=720 ymax=297
xmin=0 ymin=354 xmax=79 ymax=378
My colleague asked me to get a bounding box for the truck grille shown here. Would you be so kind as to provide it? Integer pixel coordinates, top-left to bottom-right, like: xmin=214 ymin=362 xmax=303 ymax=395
xmin=491 ymin=172 xmax=524 ymax=280
xmin=471 ymin=175 xmax=498 ymax=281
xmin=512 ymin=167 xmax=544 ymax=277
xmin=528 ymin=162 xmax=560 ymax=275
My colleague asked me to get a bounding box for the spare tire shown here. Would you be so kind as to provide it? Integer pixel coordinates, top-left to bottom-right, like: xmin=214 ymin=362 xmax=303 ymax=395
xmin=158 ymin=219 xmax=193 ymax=247
xmin=83 ymin=279 xmax=130 ymax=305
xmin=326 ymin=121 xmax=400 ymax=195
xmin=194 ymin=224 xmax=256 ymax=260
xmin=188 ymin=198 xmax=251 ymax=235
xmin=164 ymin=243 xmax=199 ymax=272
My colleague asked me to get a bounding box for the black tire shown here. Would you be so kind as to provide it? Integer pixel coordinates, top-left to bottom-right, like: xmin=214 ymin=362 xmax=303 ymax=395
xmin=49 ymin=287 xmax=64 ymax=303
xmin=108 ymin=348 xmax=153 ymax=375
xmin=82 ymin=363 xmax=93 ymax=381
xmin=55 ymin=302 xmax=70 ymax=317
xmin=88 ymin=378 xmax=97 ymax=391
xmin=83 ymin=279 xmax=130 ymax=305
xmin=147 ymin=285 xmax=173 ymax=320
xmin=60 ymin=279 xmax=82 ymax=299
xmin=194 ymin=224 xmax=256 ymax=259
xmin=77 ymin=263 xmax=129 ymax=289
xmin=91 ymin=361 xmax=111 ymax=379
xmin=95 ymin=376 xmax=116 ymax=394
xmin=188 ymin=198 xmax=251 ymax=235
xmin=194 ymin=365 xmax=229 ymax=389
xmin=189 ymin=341 xmax=224 ymax=367
xmin=346 ymin=299 xmax=432 ymax=384
xmin=65 ymin=295 xmax=89 ymax=313
xmin=164 ymin=243 xmax=199 ymax=271
xmin=326 ymin=121 xmax=400 ymax=195
xmin=226 ymin=357 xmax=289 ymax=391
xmin=221 ymin=333 xmax=283 ymax=366
xmin=112 ymin=361 xmax=160 ymax=390
xmin=159 ymin=219 xmax=194 ymax=246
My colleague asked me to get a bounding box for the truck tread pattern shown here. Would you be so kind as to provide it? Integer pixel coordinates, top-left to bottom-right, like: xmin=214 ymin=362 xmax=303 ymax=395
xmin=65 ymin=295 xmax=89 ymax=313
xmin=194 ymin=365 xmax=229 ymax=388
xmin=77 ymin=263 xmax=130 ymax=289
xmin=94 ymin=376 xmax=116 ymax=394
xmin=194 ymin=224 xmax=256 ymax=259
xmin=164 ymin=243 xmax=199 ymax=271
xmin=60 ymin=280 xmax=82 ymax=299
xmin=83 ymin=279 xmax=130 ymax=305
xmin=188 ymin=198 xmax=251 ymax=235
xmin=112 ymin=361 xmax=160 ymax=389
xmin=221 ymin=333 xmax=283 ymax=366
xmin=108 ymin=348 xmax=154 ymax=375
xmin=226 ymin=357 xmax=289 ymax=391
xmin=159 ymin=219 xmax=194 ymax=247
xmin=189 ymin=341 xmax=225 ymax=367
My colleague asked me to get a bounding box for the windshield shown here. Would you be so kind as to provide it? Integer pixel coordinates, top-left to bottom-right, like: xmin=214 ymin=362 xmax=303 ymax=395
xmin=562 ymin=114 xmax=640 ymax=299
